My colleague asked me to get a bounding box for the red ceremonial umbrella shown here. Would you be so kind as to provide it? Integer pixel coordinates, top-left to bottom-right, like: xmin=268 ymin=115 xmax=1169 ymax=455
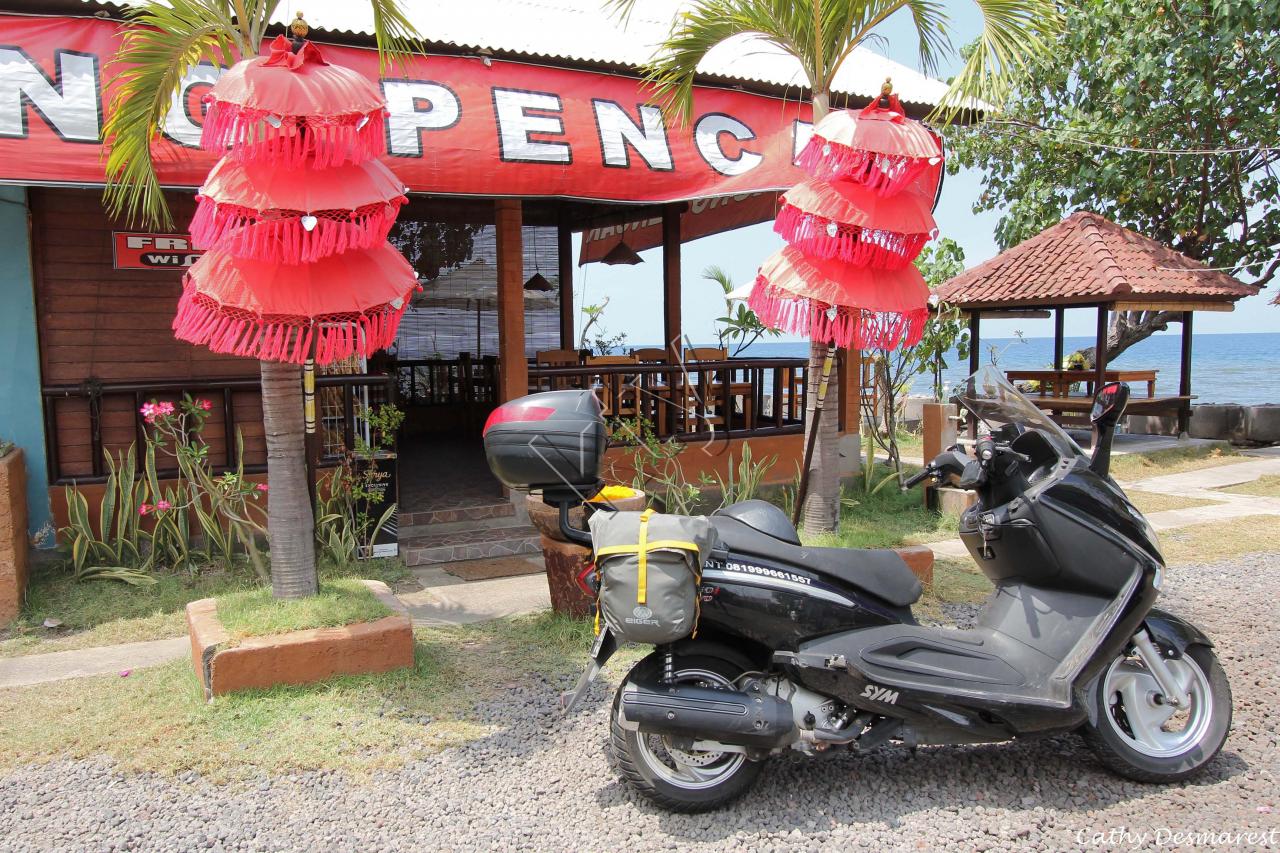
xmin=750 ymin=246 xmax=929 ymax=349
xmin=190 ymin=157 xmax=409 ymax=263
xmin=773 ymin=178 xmax=937 ymax=269
xmin=173 ymin=242 xmax=420 ymax=364
xmin=796 ymin=88 xmax=943 ymax=196
xmin=201 ymin=35 xmax=387 ymax=168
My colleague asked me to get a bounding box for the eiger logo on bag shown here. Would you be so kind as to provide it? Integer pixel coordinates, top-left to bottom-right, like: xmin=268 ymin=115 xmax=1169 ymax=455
xmin=627 ymin=605 xmax=659 ymax=626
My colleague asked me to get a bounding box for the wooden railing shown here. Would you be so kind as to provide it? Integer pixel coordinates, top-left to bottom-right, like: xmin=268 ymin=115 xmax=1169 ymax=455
xmin=528 ymin=357 xmax=809 ymax=441
xmin=41 ymin=373 xmax=395 ymax=485
xmin=395 ymin=356 xmax=499 ymax=407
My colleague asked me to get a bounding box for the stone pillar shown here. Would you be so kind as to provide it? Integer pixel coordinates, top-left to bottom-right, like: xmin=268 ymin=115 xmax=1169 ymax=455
xmin=495 ymin=199 xmax=527 ymax=403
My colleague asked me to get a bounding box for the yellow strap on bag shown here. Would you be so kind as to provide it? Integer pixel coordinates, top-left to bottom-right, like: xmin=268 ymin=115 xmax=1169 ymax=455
xmin=636 ymin=508 xmax=653 ymax=605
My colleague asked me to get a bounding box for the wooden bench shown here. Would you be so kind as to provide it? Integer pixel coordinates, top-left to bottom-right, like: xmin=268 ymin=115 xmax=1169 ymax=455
xmin=1028 ymin=395 xmax=1194 ymax=427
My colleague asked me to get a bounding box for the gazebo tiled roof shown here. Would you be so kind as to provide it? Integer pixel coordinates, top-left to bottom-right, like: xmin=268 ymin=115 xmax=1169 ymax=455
xmin=936 ymin=212 xmax=1259 ymax=310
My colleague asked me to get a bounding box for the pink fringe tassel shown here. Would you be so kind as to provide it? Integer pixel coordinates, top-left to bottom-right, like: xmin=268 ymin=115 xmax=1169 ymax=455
xmin=172 ymin=282 xmax=411 ymax=365
xmin=190 ymin=196 xmax=405 ymax=263
xmin=748 ymin=277 xmax=928 ymax=350
xmin=796 ymin=137 xmax=933 ymax=196
xmin=773 ymin=204 xmax=930 ymax=269
xmin=200 ymin=99 xmax=388 ymax=167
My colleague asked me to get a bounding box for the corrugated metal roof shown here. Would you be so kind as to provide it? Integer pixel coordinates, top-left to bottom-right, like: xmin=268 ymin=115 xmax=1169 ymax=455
xmin=936 ymin=212 xmax=1259 ymax=309
xmin=75 ymin=0 xmax=949 ymax=107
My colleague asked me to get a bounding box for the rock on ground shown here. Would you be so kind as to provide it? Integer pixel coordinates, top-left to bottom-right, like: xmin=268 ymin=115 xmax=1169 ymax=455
xmin=1 ymin=553 xmax=1278 ymax=852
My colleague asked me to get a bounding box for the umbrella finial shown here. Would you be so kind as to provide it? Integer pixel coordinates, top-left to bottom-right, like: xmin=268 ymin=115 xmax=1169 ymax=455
xmin=879 ymin=77 xmax=893 ymax=108
xmin=290 ymin=12 xmax=310 ymax=52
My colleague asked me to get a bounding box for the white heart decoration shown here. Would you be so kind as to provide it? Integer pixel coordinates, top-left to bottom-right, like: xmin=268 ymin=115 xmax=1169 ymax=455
xmin=264 ymin=115 xmax=283 ymax=129
xmin=300 ymin=215 xmax=318 ymax=232
xmin=356 ymin=114 xmax=370 ymax=131
xmin=825 ymin=221 xmax=839 ymax=238
xmin=825 ymin=306 xmax=839 ymax=322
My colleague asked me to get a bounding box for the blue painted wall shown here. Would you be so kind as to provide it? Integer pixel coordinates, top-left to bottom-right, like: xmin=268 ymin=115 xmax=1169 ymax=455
xmin=0 ymin=186 xmax=52 ymax=541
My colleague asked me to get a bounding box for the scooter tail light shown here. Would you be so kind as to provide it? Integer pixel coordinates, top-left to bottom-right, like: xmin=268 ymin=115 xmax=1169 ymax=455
xmin=576 ymin=561 xmax=599 ymax=597
xmin=482 ymin=402 xmax=555 ymax=435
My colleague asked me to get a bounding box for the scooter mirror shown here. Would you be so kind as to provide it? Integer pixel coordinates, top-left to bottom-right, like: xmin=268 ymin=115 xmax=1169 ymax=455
xmin=1090 ymin=381 xmax=1131 ymax=429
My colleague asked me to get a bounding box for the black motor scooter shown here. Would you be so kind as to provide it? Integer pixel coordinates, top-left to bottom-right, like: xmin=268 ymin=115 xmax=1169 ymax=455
xmin=482 ymin=366 xmax=1232 ymax=813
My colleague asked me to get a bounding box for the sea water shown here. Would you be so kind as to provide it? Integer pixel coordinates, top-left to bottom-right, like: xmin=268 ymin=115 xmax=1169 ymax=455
xmin=733 ymin=332 xmax=1280 ymax=405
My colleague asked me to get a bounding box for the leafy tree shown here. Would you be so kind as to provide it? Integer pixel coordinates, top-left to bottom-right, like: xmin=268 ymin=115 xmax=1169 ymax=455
xmin=610 ymin=0 xmax=1061 ymax=533
xmin=949 ymin=0 xmax=1280 ymax=364
xmin=102 ymin=2 xmax=423 ymax=599
xmin=702 ymin=265 xmax=780 ymax=356
xmin=390 ymin=221 xmax=485 ymax=281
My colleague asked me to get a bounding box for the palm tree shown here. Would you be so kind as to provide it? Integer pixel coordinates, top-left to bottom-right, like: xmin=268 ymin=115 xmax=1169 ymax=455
xmin=103 ymin=1 xmax=423 ymax=597
xmin=611 ymin=0 xmax=1060 ymax=533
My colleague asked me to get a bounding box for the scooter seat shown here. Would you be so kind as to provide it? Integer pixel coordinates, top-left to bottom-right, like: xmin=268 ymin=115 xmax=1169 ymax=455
xmin=709 ymin=515 xmax=923 ymax=608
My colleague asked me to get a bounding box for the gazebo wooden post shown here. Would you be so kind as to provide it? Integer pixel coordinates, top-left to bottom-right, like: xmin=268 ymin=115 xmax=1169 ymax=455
xmin=1178 ymin=310 xmax=1194 ymax=436
xmin=557 ymin=213 xmax=574 ymax=350
xmin=495 ymin=199 xmax=527 ymax=403
xmin=967 ymin=310 xmax=981 ymax=437
xmin=1093 ymin=303 xmax=1109 ymax=399
xmin=1053 ymin=307 xmax=1065 ymax=369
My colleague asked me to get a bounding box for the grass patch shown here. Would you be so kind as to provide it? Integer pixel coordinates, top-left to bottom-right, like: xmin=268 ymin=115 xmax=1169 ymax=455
xmin=805 ymin=467 xmax=958 ymax=550
xmin=914 ymin=559 xmax=990 ymax=624
xmin=1158 ymin=515 xmax=1280 ymax=565
xmin=216 ymin=579 xmax=391 ymax=641
xmin=0 ymin=611 xmax=601 ymax=781
xmin=1124 ymin=491 xmax=1218 ymax=514
xmin=1221 ymin=474 xmax=1280 ymax=498
xmin=1110 ymin=443 xmax=1239 ymax=481
xmin=0 ymin=556 xmax=417 ymax=659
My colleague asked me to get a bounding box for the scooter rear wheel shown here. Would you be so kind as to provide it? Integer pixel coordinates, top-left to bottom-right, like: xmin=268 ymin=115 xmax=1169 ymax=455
xmin=609 ymin=649 xmax=765 ymax=812
xmin=1083 ymin=643 xmax=1231 ymax=783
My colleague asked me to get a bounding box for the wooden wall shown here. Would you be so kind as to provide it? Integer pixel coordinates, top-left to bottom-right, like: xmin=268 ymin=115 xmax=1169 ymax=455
xmin=31 ymin=188 xmax=266 ymax=480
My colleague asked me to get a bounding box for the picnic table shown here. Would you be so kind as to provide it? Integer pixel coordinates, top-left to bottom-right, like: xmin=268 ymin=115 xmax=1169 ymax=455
xmin=1005 ymin=369 xmax=1158 ymax=399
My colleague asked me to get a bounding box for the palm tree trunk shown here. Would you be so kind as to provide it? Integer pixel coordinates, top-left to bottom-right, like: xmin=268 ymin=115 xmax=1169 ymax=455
xmin=798 ymin=89 xmax=847 ymax=535
xmin=260 ymin=360 xmax=317 ymax=598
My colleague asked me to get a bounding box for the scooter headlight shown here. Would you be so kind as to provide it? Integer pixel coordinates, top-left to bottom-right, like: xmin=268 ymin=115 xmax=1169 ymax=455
xmin=1152 ymin=565 xmax=1164 ymax=591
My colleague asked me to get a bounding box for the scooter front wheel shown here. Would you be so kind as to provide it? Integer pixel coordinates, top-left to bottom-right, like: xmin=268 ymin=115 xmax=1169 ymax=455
xmin=609 ymin=649 xmax=765 ymax=812
xmin=1083 ymin=643 xmax=1231 ymax=782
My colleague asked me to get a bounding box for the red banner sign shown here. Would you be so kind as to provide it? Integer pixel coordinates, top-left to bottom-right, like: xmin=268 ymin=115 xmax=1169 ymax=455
xmin=112 ymin=232 xmax=204 ymax=269
xmin=0 ymin=15 xmax=811 ymax=209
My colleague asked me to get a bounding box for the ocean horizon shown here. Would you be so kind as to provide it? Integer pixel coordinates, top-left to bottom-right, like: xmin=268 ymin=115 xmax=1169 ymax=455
xmin=628 ymin=332 xmax=1279 ymax=406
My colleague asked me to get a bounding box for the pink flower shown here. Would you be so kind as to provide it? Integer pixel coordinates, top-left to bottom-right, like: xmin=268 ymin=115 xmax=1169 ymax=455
xmin=138 ymin=504 xmax=152 ymax=515
xmin=256 ymin=483 xmax=269 ymax=493
xmin=158 ymin=401 xmax=175 ymax=417
xmin=140 ymin=402 xmax=158 ymax=424
xmin=197 ymin=399 xmax=213 ymax=412
xmin=155 ymin=499 xmax=172 ymax=511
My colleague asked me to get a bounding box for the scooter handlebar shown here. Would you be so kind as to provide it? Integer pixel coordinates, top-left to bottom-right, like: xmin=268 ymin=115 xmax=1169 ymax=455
xmin=902 ymin=467 xmax=934 ymax=490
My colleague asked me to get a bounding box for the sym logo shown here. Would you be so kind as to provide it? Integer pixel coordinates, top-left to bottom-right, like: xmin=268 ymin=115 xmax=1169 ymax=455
xmin=860 ymin=684 xmax=900 ymax=705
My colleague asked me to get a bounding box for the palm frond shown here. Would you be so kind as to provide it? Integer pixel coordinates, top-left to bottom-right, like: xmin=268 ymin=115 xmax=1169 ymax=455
xmin=931 ymin=0 xmax=1062 ymax=123
xmin=102 ymin=0 xmax=240 ymax=228
xmin=365 ymin=0 xmax=428 ymax=73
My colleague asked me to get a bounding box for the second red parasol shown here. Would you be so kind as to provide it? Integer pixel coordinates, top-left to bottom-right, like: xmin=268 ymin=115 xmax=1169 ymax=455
xmin=190 ymin=157 xmax=409 ymax=263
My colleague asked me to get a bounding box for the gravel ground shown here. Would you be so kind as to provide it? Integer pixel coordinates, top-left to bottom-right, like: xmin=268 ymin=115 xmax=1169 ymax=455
xmin=2 ymin=553 xmax=1278 ymax=852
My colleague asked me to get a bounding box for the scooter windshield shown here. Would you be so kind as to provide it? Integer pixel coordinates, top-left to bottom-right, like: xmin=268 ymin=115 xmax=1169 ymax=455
xmin=953 ymin=366 xmax=1086 ymax=461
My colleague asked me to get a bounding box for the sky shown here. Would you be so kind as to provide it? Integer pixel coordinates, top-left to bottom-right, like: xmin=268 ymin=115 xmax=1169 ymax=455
xmin=569 ymin=2 xmax=1277 ymax=346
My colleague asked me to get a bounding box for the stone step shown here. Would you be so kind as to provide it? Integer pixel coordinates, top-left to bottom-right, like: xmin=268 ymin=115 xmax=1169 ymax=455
xmin=401 ymin=524 xmax=542 ymax=566
xmin=399 ymin=500 xmax=515 ymax=529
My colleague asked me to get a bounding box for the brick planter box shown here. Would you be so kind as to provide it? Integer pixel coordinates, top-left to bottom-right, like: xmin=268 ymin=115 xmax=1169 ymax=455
xmin=186 ymin=580 xmax=414 ymax=698
xmin=0 ymin=448 xmax=29 ymax=625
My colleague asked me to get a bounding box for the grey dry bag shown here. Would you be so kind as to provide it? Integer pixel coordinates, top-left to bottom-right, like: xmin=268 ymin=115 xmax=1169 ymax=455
xmin=588 ymin=508 xmax=715 ymax=644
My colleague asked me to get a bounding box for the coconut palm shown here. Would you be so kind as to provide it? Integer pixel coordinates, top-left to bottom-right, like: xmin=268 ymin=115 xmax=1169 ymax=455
xmin=611 ymin=0 xmax=1060 ymax=533
xmin=102 ymin=1 xmax=423 ymax=598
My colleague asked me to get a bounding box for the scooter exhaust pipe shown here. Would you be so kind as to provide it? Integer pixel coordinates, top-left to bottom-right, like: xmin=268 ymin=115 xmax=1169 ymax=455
xmin=617 ymin=680 xmax=797 ymax=749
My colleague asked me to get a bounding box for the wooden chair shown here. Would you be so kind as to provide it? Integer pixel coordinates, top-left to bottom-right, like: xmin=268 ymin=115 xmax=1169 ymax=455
xmin=533 ymin=349 xmax=582 ymax=391
xmin=630 ymin=347 xmax=670 ymax=363
xmin=585 ymin=355 xmax=640 ymax=419
xmin=683 ymin=347 xmax=728 ymax=363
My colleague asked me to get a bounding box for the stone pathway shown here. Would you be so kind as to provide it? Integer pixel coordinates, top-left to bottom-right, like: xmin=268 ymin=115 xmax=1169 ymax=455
xmin=4 ymin=454 xmax=1277 ymax=689
xmin=0 ymin=637 xmax=189 ymax=689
